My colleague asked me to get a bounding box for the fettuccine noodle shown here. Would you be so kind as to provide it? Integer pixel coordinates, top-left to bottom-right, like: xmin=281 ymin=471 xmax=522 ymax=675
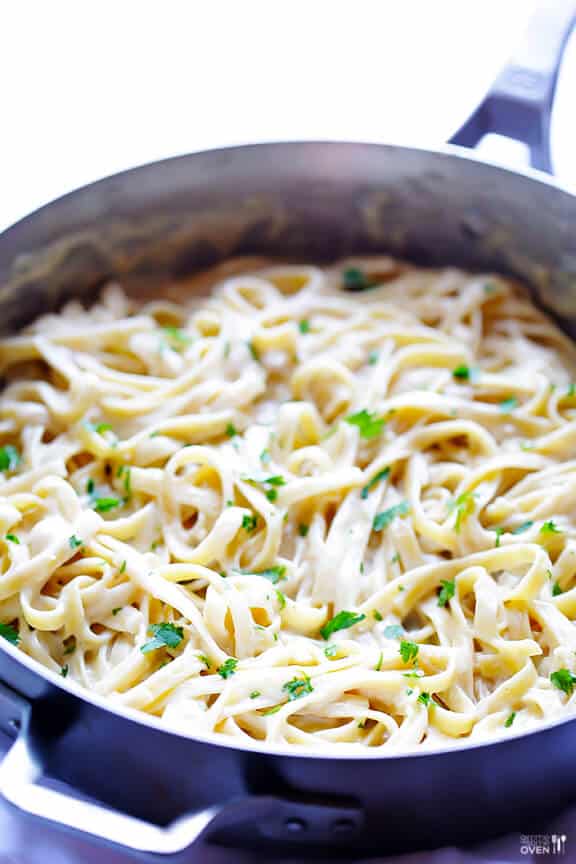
xmin=1 ymin=257 xmax=576 ymax=752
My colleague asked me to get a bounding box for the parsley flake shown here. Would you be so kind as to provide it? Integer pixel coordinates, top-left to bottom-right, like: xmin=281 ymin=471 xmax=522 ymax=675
xmin=0 ymin=445 xmax=21 ymax=472
xmin=346 ymin=409 xmax=386 ymax=440
xmin=242 ymin=513 xmax=258 ymax=533
xmin=452 ymin=365 xmax=471 ymax=381
xmin=5 ymin=534 xmax=19 ymax=544
xmin=373 ymin=501 xmax=409 ymax=531
xmin=551 ymin=668 xmax=576 ymax=695
xmin=437 ymin=578 xmax=456 ymax=608
xmin=61 ymin=664 xmax=69 ymax=678
xmin=451 ymin=492 xmax=475 ymax=532
xmin=324 ymin=644 xmax=338 ymax=658
xmin=342 ymin=268 xmax=376 ymax=292
xmin=298 ymin=319 xmax=311 ymax=334
xmin=417 ymin=692 xmax=431 ymax=707
xmin=372 ymin=610 xmax=383 ymax=622
xmin=399 ymin=640 xmax=419 ymax=665
xmin=217 ymin=658 xmax=238 ymax=679
xmin=69 ymin=535 xmax=83 ymax=550
xmin=360 ymin=467 xmax=390 ymax=499
xmin=162 ymin=326 xmax=191 ymax=350
xmin=0 ymin=623 xmax=20 ymax=646
xmin=368 ymin=350 xmax=379 ymax=365
xmin=141 ymin=623 xmax=184 ymax=654
xmin=250 ymin=690 xmax=261 ymax=699
xmin=320 ymin=610 xmax=366 ymax=640
xmin=504 ymin=711 xmax=516 ymax=728
xmin=552 ymin=581 xmax=563 ymax=597
xmin=298 ymin=523 xmax=309 ymax=538
xmin=540 ymin=520 xmax=561 ymax=535
xmin=283 ymin=673 xmax=313 ymax=701
xmin=93 ymin=497 xmax=122 ymax=513
xmin=225 ymin=423 xmax=238 ymax=438
xmin=500 ymin=397 xmax=518 ymax=413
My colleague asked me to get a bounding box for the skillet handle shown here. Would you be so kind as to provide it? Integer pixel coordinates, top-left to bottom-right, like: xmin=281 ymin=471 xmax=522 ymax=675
xmin=0 ymin=687 xmax=364 ymax=856
xmin=449 ymin=0 xmax=576 ymax=173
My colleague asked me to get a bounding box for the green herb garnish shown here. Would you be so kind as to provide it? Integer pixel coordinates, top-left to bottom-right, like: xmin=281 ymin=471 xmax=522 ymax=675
xmin=112 ymin=607 xmax=121 ymax=616
xmin=225 ymin=423 xmax=237 ymax=438
xmin=242 ymin=513 xmax=258 ymax=533
xmin=373 ymin=501 xmax=409 ymax=531
xmin=494 ymin=527 xmax=504 ymax=548
xmin=324 ymin=644 xmax=338 ymax=658
xmin=250 ymin=690 xmax=261 ymax=699
xmin=141 ymin=622 xmax=184 ymax=654
xmin=360 ymin=467 xmax=390 ymax=499
xmin=342 ymin=268 xmax=376 ymax=292
xmin=540 ymin=520 xmax=561 ymax=535
xmin=346 ymin=409 xmax=385 ymax=440
xmin=551 ymin=668 xmax=576 ymax=695
xmin=162 ymin=326 xmax=191 ymax=350
xmin=0 ymin=445 xmax=20 ymax=472
xmin=320 ymin=610 xmax=366 ymax=640
xmin=450 ymin=491 xmax=475 ymax=532
xmin=399 ymin=640 xmax=419 ymax=665
xmin=417 ymin=692 xmax=431 ymax=707
xmin=119 ymin=560 xmax=126 ymax=574
xmin=86 ymin=478 xmax=95 ymax=495
xmin=217 ymin=658 xmax=238 ymax=679
xmin=276 ymin=590 xmax=286 ymax=610
xmin=452 ymin=365 xmax=471 ymax=381
xmin=61 ymin=664 xmax=69 ymax=678
xmin=375 ymin=652 xmax=383 ymax=671
xmin=372 ymin=610 xmax=383 ymax=622
xmin=0 ymin=623 xmax=20 ymax=646
xmin=5 ymin=534 xmax=19 ymax=544
xmin=504 ymin=711 xmax=516 ymax=728
xmin=298 ymin=319 xmax=311 ymax=334
xmin=368 ymin=350 xmax=379 ymax=365
xmin=250 ymin=565 xmax=287 ymax=584
xmin=437 ymin=578 xmax=456 ymax=608
xmin=247 ymin=341 xmax=260 ymax=362
xmin=500 ymin=397 xmax=518 ymax=413
xmin=262 ymin=704 xmax=282 ymax=715
xmin=552 ymin=581 xmax=563 ymax=597
xmin=93 ymin=497 xmax=122 ymax=513
xmin=298 ymin=523 xmax=309 ymax=538
xmin=283 ymin=673 xmax=313 ymax=701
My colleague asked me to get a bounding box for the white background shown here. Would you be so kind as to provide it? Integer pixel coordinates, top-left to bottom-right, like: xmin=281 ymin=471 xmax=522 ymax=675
xmin=0 ymin=0 xmax=575 ymax=233
xmin=0 ymin=2 xmax=576 ymax=863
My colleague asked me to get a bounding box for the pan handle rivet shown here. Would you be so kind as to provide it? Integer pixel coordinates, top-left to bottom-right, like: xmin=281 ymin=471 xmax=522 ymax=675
xmin=284 ymin=817 xmax=307 ymax=833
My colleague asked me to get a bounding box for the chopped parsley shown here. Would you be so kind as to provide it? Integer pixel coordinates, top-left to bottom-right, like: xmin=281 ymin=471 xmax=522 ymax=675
xmin=63 ymin=637 xmax=76 ymax=655
xmin=567 ymin=384 xmax=575 ymax=398
xmin=540 ymin=520 xmax=561 ymax=535
xmin=119 ymin=560 xmax=127 ymax=574
xmin=324 ymin=644 xmax=339 ymax=658
xmin=5 ymin=534 xmax=19 ymax=544
xmin=403 ymin=670 xmax=424 ymax=679
xmin=93 ymin=496 xmax=122 ymax=513
xmin=512 ymin=521 xmax=534 ymax=535
xmin=276 ymin=590 xmax=286 ymax=610
xmin=320 ymin=610 xmax=366 ymax=640
xmin=250 ymin=690 xmax=261 ymax=699
xmin=551 ymin=668 xmax=576 ymax=695
xmin=373 ymin=501 xmax=409 ymax=532
xmin=162 ymin=326 xmax=191 ymax=350
xmin=383 ymin=624 xmax=405 ymax=640
xmin=372 ymin=610 xmax=383 ymax=622
xmin=0 ymin=623 xmax=20 ymax=646
xmin=141 ymin=622 xmax=184 ymax=654
xmin=69 ymin=535 xmax=83 ymax=550
xmin=417 ymin=692 xmax=431 ymax=707
xmin=499 ymin=397 xmax=518 ymax=413
xmin=345 ymin=409 xmax=385 ymax=440
xmin=122 ymin=467 xmax=132 ymax=497
xmin=399 ymin=640 xmax=419 ymax=665
xmin=243 ymin=473 xmax=286 ymax=502
xmin=262 ymin=704 xmax=282 ymax=716
xmin=298 ymin=523 xmax=309 ymax=538
xmin=375 ymin=652 xmax=383 ymax=671
xmin=494 ymin=527 xmax=504 ymax=548
xmin=283 ymin=673 xmax=313 ymax=701
xmin=112 ymin=607 xmax=122 ymax=616
xmin=368 ymin=350 xmax=379 ymax=366
xmin=360 ymin=467 xmax=390 ymax=499
xmin=247 ymin=341 xmax=260 ymax=362
xmin=298 ymin=319 xmax=311 ymax=334
xmin=504 ymin=711 xmax=516 ymax=728
xmin=437 ymin=578 xmax=456 ymax=608
xmin=552 ymin=581 xmax=563 ymax=597
xmin=0 ymin=445 xmax=20 ymax=472
xmin=89 ymin=422 xmax=113 ymax=435
xmin=61 ymin=665 xmax=69 ymax=678
xmin=450 ymin=491 xmax=475 ymax=532
xmin=198 ymin=654 xmax=210 ymax=668
xmin=249 ymin=565 xmax=287 ymax=584
xmin=342 ymin=268 xmax=376 ymax=292
xmin=452 ymin=365 xmax=471 ymax=381
xmin=217 ymin=658 xmax=238 ymax=679
xmin=225 ymin=423 xmax=237 ymax=438
xmin=86 ymin=478 xmax=95 ymax=495
xmin=242 ymin=513 xmax=258 ymax=533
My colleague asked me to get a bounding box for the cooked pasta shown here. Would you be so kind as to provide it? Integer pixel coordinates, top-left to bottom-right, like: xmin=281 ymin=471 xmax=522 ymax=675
xmin=1 ymin=257 xmax=576 ymax=752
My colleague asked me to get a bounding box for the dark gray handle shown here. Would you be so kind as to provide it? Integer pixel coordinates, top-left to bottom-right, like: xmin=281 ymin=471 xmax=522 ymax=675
xmin=450 ymin=0 xmax=576 ymax=173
